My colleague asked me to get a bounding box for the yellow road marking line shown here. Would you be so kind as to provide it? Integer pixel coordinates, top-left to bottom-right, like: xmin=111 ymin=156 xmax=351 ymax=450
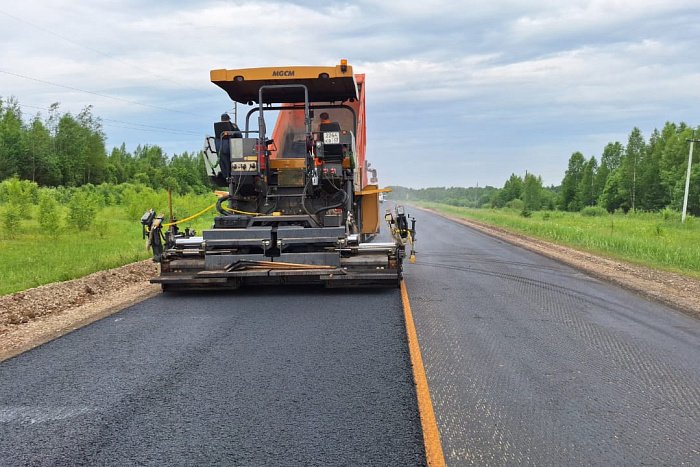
xmin=401 ymin=279 xmax=446 ymax=467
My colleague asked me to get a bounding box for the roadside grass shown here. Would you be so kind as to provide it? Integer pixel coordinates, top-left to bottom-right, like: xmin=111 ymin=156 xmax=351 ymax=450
xmin=0 ymin=192 xmax=220 ymax=296
xmin=416 ymin=202 xmax=700 ymax=279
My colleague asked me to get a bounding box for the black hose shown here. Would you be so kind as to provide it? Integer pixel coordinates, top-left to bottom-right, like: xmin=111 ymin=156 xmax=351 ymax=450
xmin=301 ymin=174 xmax=314 ymax=217
xmin=314 ymin=189 xmax=348 ymax=214
xmin=216 ymin=194 xmax=232 ymax=215
xmin=310 ymin=169 xmax=349 ymax=215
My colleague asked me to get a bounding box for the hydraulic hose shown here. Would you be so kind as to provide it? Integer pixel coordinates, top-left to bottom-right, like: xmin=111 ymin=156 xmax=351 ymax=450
xmin=216 ymin=194 xmax=232 ymax=216
xmin=300 ymin=175 xmax=315 ymax=218
xmin=216 ymin=194 xmax=261 ymax=216
xmin=314 ymin=189 xmax=348 ymax=214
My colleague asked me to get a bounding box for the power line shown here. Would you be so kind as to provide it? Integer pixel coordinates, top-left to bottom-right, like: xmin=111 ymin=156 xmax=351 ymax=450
xmin=17 ymin=103 xmax=203 ymax=137
xmin=0 ymin=8 xmax=209 ymax=96
xmin=102 ymin=121 xmax=201 ymax=137
xmin=0 ymin=68 xmax=208 ymax=118
xmin=102 ymin=119 xmax=201 ymax=136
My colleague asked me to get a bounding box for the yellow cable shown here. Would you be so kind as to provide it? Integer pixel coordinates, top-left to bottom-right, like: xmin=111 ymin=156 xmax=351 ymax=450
xmin=160 ymin=192 xmax=264 ymax=227
xmin=162 ymin=202 xmax=218 ymax=227
xmin=220 ymin=205 xmax=262 ymax=216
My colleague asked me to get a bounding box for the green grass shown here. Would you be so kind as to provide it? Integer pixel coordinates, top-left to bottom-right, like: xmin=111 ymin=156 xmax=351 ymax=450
xmin=416 ymin=202 xmax=700 ymax=279
xmin=0 ymin=193 xmax=220 ymax=296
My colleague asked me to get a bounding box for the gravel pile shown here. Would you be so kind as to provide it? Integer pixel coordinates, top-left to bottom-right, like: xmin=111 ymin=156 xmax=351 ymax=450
xmin=0 ymin=261 xmax=160 ymax=360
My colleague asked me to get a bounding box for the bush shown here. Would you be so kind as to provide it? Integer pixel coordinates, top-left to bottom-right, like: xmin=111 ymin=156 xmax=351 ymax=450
xmin=661 ymin=207 xmax=679 ymax=222
xmin=164 ymin=176 xmax=181 ymax=193
xmin=0 ymin=177 xmax=38 ymax=219
xmin=38 ymin=192 xmax=62 ymax=232
xmin=2 ymin=203 xmax=22 ymax=237
xmin=122 ymin=185 xmax=166 ymax=220
xmin=68 ymin=192 xmax=97 ymax=230
xmin=505 ymin=198 xmax=524 ymax=211
xmin=520 ymin=209 xmax=532 ymax=218
xmin=134 ymin=173 xmax=150 ymax=185
xmin=96 ymin=183 xmax=118 ymax=206
xmin=580 ymin=206 xmax=608 ymax=217
xmin=0 ymin=177 xmax=38 ymax=203
xmin=54 ymin=186 xmax=73 ymax=205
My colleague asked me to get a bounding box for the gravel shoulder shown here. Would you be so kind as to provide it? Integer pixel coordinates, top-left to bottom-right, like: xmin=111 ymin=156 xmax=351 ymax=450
xmin=2 ymin=211 xmax=698 ymax=361
xmin=0 ymin=261 xmax=160 ymax=362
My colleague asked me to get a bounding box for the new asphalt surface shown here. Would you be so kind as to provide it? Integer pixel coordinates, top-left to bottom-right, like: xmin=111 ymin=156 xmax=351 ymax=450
xmin=405 ymin=207 xmax=700 ymax=465
xmin=0 ymin=288 xmax=424 ymax=466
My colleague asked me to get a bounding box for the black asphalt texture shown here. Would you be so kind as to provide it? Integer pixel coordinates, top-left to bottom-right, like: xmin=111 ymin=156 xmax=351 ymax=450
xmin=405 ymin=207 xmax=700 ymax=465
xmin=0 ymin=288 xmax=425 ymax=466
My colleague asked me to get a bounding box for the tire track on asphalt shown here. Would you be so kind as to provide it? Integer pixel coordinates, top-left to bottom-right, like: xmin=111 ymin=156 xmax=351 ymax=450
xmin=405 ymin=207 xmax=700 ymax=465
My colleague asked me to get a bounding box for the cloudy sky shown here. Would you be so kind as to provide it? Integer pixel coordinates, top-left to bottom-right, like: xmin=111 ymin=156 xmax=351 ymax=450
xmin=1 ymin=1 xmax=699 ymax=188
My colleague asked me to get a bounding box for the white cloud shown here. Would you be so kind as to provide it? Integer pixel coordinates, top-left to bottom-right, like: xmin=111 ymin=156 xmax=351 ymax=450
xmin=510 ymin=0 xmax=699 ymax=39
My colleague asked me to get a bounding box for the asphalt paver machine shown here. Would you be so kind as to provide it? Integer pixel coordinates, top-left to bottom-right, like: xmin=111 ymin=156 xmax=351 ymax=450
xmin=142 ymin=60 xmax=415 ymax=290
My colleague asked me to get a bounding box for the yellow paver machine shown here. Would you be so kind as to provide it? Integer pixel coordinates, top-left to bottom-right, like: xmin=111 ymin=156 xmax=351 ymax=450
xmin=141 ymin=60 xmax=415 ymax=290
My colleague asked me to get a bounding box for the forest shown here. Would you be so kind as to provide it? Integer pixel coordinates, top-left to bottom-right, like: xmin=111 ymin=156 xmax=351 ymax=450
xmin=391 ymin=123 xmax=700 ymax=216
xmin=0 ymin=98 xmax=210 ymax=194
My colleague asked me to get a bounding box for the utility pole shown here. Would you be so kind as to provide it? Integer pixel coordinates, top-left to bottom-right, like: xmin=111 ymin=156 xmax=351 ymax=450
xmin=632 ymin=154 xmax=636 ymax=212
xmin=682 ymin=137 xmax=700 ymax=223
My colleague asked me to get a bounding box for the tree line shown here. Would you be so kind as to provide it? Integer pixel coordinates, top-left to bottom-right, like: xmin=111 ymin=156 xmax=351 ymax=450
xmin=0 ymin=97 xmax=210 ymax=194
xmin=390 ymin=122 xmax=699 ymax=216
xmin=389 ymin=176 xmax=559 ymax=213
xmin=559 ymin=124 xmax=699 ymax=214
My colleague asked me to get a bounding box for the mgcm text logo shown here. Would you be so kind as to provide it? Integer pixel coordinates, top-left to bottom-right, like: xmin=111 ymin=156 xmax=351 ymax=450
xmin=272 ymin=70 xmax=295 ymax=77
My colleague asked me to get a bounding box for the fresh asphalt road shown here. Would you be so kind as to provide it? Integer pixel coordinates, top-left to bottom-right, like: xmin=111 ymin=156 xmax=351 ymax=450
xmin=405 ymin=206 xmax=700 ymax=465
xmin=0 ymin=288 xmax=424 ymax=466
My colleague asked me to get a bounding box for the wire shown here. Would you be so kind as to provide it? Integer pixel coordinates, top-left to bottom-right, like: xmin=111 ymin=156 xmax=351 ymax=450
xmin=0 ymin=69 xmax=208 ymax=118
xmin=314 ymin=189 xmax=347 ymax=214
xmin=0 ymin=8 xmax=209 ymax=97
xmin=101 ymin=121 xmax=201 ymax=136
xmin=17 ymin=103 xmax=202 ymax=136
xmin=301 ymin=172 xmax=315 ymax=217
xmin=323 ymin=170 xmax=344 ymax=192
xmin=102 ymin=117 xmax=200 ymax=135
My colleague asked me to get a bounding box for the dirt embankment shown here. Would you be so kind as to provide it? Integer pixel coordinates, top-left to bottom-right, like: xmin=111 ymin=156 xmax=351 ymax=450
xmin=424 ymin=208 xmax=700 ymax=319
xmin=0 ymin=261 xmax=160 ymax=362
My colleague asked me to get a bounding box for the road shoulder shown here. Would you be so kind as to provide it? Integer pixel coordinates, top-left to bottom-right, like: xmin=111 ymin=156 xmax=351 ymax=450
xmin=0 ymin=261 xmax=160 ymax=362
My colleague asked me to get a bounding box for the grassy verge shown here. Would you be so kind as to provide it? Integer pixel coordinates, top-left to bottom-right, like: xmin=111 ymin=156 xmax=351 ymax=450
xmin=0 ymin=193 xmax=218 ymax=296
xmin=416 ymin=202 xmax=700 ymax=279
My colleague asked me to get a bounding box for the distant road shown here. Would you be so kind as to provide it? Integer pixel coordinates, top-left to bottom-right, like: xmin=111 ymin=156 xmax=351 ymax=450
xmin=404 ymin=206 xmax=700 ymax=465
